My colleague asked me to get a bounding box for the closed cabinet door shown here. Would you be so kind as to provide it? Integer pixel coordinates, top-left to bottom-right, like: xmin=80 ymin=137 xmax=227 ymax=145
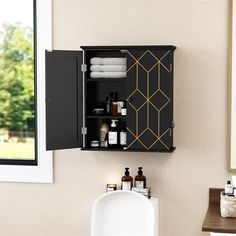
xmin=126 ymin=49 xmax=174 ymax=151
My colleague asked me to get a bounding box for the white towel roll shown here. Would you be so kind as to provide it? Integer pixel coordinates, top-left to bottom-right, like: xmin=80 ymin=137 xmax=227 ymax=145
xmin=90 ymin=65 xmax=127 ymax=72
xmin=90 ymin=57 xmax=126 ymax=65
xmin=90 ymin=72 xmax=126 ymax=78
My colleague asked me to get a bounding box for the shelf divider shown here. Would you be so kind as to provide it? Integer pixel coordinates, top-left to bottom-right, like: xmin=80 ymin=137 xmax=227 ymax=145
xmin=87 ymin=115 xmax=126 ymax=119
xmin=87 ymin=78 xmax=126 ymax=82
xmin=81 ymin=147 xmax=176 ymax=153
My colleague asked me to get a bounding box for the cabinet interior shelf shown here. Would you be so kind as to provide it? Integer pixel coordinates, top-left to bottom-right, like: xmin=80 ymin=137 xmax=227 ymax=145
xmin=87 ymin=115 xmax=126 ymax=119
xmin=81 ymin=147 xmax=176 ymax=153
xmin=87 ymin=78 xmax=126 ymax=82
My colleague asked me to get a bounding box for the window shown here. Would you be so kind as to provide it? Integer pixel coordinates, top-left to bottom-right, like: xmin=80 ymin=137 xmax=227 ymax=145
xmin=0 ymin=0 xmax=36 ymax=164
xmin=0 ymin=0 xmax=53 ymax=182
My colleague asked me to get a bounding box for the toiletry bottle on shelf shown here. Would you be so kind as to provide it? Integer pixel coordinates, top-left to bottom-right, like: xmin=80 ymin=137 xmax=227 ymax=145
xmin=110 ymin=92 xmax=118 ymax=102
xmin=119 ymin=122 xmax=127 ymax=147
xmin=112 ymin=102 xmax=118 ymax=116
xmin=121 ymin=102 xmax=127 ymax=116
xmin=100 ymin=120 xmax=109 ymax=148
xmin=106 ymin=96 xmax=112 ymax=115
xmin=110 ymin=92 xmax=118 ymax=116
xmin=121 ymin=168 xmax=133 ymax=190
xmin=134 ymin=167 xmax=146 ymax=189
xmin=225 ymin=180 xmax=234 ymax=195
xmin=108 ymin=120 xmax=118 ymax=148
xmin=117 ymin=101 xmax=125 ymax=115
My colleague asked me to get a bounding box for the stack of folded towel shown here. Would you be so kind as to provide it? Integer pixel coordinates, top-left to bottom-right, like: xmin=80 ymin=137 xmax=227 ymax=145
xmin=90 ymin=57 xmax=127 ymax=78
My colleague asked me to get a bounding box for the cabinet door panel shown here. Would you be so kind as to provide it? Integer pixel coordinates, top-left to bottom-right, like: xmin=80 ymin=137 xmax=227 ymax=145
xmin=46 ymin=51 xmax=83 ymax=150
xmin=126 ymin=49 xmax=173 ymax=150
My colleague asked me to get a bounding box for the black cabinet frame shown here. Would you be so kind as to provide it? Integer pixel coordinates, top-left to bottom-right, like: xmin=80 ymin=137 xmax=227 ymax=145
xmin=46 ymin=45 xmax=176 ymax=152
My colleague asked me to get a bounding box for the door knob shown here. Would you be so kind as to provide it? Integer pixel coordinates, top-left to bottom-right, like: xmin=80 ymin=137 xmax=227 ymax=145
xmin=126 ymin=97 xmax=132 ymax=103
xmin=170 ymin=121 xmax=175 ymax=129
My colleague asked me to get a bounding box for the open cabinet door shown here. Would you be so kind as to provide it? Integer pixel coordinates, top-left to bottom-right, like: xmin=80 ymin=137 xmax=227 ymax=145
xmin=45 ymin=50 xmax=83 ymax=150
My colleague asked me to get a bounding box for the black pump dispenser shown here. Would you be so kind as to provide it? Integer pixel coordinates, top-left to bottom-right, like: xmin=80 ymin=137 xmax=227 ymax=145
xmin=134 ymin=167 xmax=146 ymax=188
xmin=138 ymin=167 xmax=143 ymax=176
xmin=125 ymin=167 xmax=130 ymax=176
xmin=121 ymin=167 xmax=133 ymax=190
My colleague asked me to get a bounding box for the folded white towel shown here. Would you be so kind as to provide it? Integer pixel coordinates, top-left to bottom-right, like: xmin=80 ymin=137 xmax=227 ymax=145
xmin=90 ymin=65 xmax=126 ymax=72
xmin=90 ymin=72 xmax=126 ymax=78
xmin=90 ymin=57 xmax=126 ymax=65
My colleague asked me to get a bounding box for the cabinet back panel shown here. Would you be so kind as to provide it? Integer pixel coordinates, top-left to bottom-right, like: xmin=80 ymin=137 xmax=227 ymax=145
xmin=84 ymin=50 xmax=127 ymax=149
xmin=86 ymin=119 xmax=100 ymax=144
xmin=86 ymin=118 xmax=113 ymax=146
xmin=86 ymin=82 xmax=126 ymax=115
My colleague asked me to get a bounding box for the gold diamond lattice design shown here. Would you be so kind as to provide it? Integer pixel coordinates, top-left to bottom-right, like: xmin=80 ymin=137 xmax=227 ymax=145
xmin=126 ymin=49 xmax=172 ymax=150
xmin=149 ymin=90 xmax=170 ymax=111
xmin=138 ymin=51 xmax=158 ymax=71
xmin=139 ymin=128 xmax=158 ymax=149
xmin=128 ymin=89 xmax=146 ymax=110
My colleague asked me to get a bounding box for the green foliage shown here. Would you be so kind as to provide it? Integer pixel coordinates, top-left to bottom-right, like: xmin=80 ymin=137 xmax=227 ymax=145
xmin=0 ymin=23 xmax=34 ymax=132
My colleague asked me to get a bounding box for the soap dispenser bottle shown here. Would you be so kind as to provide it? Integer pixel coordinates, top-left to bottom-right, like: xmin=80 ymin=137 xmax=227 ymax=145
xmin=121 ymin=168 xmax=133 ymax=190
xmin=225 ymin=180 xmax=234 ymax=195
xmin=134 ymin=167 xmax=146 ymax=189
xmin=108 ymin=120 xmax=118 ymax=148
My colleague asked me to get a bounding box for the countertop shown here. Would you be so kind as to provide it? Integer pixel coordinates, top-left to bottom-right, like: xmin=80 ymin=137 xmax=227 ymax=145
xmin=202 ymin=188 xmax=236 ymax=234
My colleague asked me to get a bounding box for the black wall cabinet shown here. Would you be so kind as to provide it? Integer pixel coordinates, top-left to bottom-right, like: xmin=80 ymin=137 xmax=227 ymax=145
xmin=46 ymin=46 xmax=176 ymax=152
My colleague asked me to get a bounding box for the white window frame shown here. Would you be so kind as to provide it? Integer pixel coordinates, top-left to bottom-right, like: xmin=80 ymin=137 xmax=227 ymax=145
xmin=0 ymin=0 xmax=53 ymax=183
xmin=230 ymin=0 xmax=236 ymax=171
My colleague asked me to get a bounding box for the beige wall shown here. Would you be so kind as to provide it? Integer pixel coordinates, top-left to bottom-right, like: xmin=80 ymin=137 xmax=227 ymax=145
xmin=0 ymin=0 xmax=232 ymax=235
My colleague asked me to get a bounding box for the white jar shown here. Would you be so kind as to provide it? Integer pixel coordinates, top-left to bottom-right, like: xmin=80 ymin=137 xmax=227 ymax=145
xmin=121 ymin=108 xmax=127 ymax=116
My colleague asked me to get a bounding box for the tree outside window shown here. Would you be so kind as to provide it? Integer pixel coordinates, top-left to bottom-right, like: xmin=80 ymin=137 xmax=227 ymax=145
xmin=0 ymin=0 xmax=35 ymax=160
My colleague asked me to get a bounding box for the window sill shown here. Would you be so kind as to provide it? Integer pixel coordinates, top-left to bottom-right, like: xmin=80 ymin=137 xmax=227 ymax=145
xmin=0 ymin=151 xmax=53 ymax=183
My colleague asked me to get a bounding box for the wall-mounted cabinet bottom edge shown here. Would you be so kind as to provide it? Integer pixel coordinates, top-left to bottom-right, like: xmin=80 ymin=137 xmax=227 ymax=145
xmin=81 ymin=147 xmax=176 ymax=153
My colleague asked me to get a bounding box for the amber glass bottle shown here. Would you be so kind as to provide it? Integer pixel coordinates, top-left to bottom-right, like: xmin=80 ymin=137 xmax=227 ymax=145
xmin=134 ymin=167 xmax=146 ymax=189
xmin=121 ymin=168 xmax=133 ymax=190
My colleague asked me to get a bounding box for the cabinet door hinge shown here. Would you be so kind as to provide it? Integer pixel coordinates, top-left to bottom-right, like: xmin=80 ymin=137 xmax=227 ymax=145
xmin=81 ymin=127 xmax=87 ymax=135
xmin=81 ymin=64 xmax=87 ymax=72
xmin=120 ymin=49 xmax=128 ymax=54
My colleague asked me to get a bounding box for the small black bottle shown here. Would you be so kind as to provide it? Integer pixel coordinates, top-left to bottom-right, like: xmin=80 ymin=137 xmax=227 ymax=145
xmin=109 ymin=92 xmax=118 ymax=102
xmin=106 ymin=96 xmax=112 ymax=114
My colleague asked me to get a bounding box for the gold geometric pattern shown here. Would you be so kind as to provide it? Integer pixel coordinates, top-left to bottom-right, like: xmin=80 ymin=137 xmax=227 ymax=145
xmin=126 ymin=50 xmax=172 ymax=150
